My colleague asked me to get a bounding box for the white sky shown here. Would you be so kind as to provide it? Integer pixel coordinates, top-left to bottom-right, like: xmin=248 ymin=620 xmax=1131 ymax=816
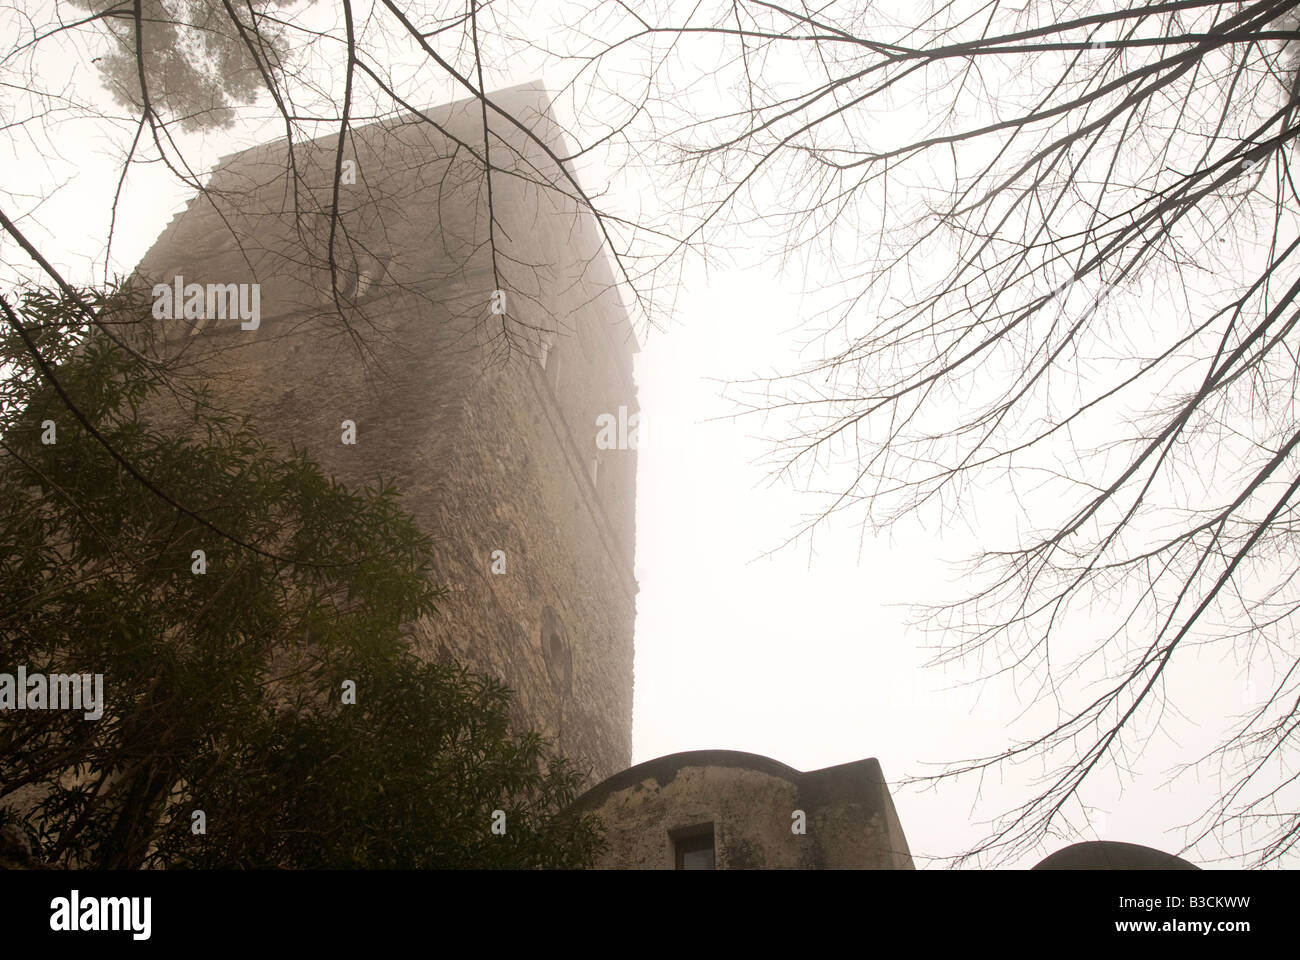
xmin=3 ymin=0 xmax=1292 ymax=869
xmin=630 ymin=261 xmax=1261 ymax=868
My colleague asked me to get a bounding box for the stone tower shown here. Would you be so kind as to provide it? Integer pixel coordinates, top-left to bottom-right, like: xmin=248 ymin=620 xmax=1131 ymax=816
xmin=131 ymin=84 xmax=638 ymax=782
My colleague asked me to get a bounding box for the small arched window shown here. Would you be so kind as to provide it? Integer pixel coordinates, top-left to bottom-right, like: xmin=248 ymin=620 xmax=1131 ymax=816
xmin=540 ymin=605 xmax=572 ymax=697
xmin=319 ymin=240 xmax=384 ymax=305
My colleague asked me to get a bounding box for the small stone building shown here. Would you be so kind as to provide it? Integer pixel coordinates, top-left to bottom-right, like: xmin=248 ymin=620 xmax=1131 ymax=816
xmin=570 ymin=750 xmax=915 ymax=869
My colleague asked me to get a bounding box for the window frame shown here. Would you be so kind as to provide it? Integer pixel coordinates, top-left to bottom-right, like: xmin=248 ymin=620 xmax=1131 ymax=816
xmin=671 ymin=822 xmax=716 ymax=870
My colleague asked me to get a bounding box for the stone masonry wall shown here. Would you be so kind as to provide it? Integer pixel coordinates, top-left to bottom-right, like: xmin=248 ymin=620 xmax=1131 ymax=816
xmin=128 ymin=84 xmax=638 ymax=783
xmin=571 ymin=751 xmax=915 ymax=869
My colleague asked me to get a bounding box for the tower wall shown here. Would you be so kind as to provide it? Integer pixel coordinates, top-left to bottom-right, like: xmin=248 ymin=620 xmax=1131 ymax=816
xmin=131 ymin=86 xmax=638 ymax=781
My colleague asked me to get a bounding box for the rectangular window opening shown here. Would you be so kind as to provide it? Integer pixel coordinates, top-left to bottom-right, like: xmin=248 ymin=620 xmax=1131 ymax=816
xmin=672 ymin=823 xmax=715 ymax=870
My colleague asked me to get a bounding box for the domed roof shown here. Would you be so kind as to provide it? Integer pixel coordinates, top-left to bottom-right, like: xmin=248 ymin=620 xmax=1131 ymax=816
xmin=1033 ymin=840 xmax=1199 ymax=870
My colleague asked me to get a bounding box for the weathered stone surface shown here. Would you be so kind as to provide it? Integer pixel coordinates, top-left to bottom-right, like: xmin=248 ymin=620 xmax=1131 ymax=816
xmin=0 ymin=824 xmax=32 ymax=865
xmin=130 ymin=84 xmax=638 ymax=783
xmin=570 ymin=750 xmax=915 ymax=869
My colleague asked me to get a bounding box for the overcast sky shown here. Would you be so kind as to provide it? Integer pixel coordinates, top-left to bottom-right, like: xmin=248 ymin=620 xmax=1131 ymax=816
xmin=3 ymin=0 xmax=1292 ymax=869
xmin=630 ymin=258 xmax=1259 ymax=868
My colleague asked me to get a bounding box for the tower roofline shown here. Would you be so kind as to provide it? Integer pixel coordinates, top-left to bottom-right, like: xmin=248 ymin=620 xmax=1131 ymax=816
xmin=215 ymin=80 xmax=556 ymax=167
xmin=209 ymin=81 xmax=639 ymax=353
